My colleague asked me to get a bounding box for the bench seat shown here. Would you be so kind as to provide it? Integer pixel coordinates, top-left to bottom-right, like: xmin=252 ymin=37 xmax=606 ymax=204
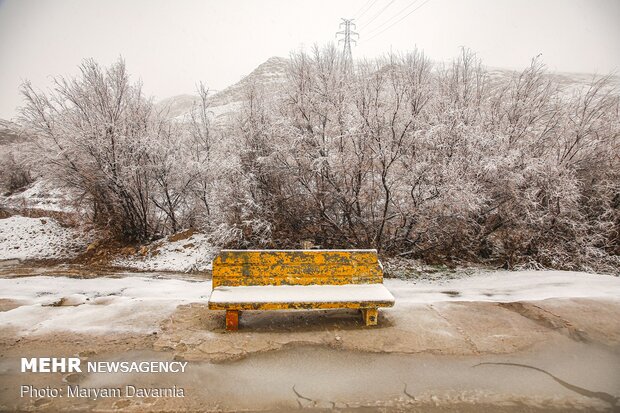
xmin=209 ymin=283 xmax=395 ymax=310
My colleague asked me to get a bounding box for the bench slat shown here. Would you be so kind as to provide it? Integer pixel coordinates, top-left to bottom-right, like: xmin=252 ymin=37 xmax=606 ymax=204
xmin=216 ymin=249 xmax=379 ymax=265
xmin=212 ymin=275 xmax=382 ymax=287
xmin=213 ymin=250 xmax=383 ymax=287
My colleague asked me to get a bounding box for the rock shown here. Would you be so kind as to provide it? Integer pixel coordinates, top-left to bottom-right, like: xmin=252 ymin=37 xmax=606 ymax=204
xmin=168 ymin=228 xmax=195 ymax=243
xmin=86 ymin=240 xmax=100 ymax=253
xmin=120 ymin=246 xmax=137 ymax=255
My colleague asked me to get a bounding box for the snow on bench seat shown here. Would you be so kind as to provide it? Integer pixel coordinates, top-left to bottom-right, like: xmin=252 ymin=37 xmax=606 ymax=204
xmin=209 ymin=283 xmax=395 ymax=305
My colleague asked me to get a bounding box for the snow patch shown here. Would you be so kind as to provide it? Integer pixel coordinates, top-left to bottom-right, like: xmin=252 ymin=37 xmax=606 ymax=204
xmin=115 ymin=233 xmax=216 ymax=272
xmin=385 ymin=270 xmax=620 ymax=304
xmin=0 ymin=276 xmax=210 ymax=335
xmin=0 ymin=215 xmax=87 ymax=260
xmin=1 ymin=179 xmax=76 ymax=212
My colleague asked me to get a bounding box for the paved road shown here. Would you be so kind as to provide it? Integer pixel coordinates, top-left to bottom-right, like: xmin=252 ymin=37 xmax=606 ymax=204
xmin=0 ymin=267 xmax=619 ymax=411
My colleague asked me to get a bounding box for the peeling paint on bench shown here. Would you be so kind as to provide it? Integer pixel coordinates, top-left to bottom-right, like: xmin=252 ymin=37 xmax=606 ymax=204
xmin=208 ymin=249 xmax=394 ymax=330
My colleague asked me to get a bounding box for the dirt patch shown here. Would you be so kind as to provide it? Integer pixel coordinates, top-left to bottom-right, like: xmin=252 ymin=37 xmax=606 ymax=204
xmin=73 ymin=237 xmax=137 ymax=267
xmin=0 ymin=261 xmax=210 ymax=281
xmin=0 ymin=262 xmax=127 ymax=279
xmin=168 ymin=228 xmax=196 ymax=243
xmin=0 ymin=207 xmax=80 ymax=227
xmin=0 ymin=298 xmax=24 ymax=312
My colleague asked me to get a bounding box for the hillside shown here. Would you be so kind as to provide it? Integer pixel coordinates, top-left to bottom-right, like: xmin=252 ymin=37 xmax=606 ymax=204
xmin=154 ymin=94 xmax=201 ymax=119
xmin=157 ymin=56 xmax=289 ymax=123
xmin=486 ymin=67 xmax=620 ymax=94
xmin=0 ymin=119 xmax=26 ymax=146
xmin=208 ymin=56 xmax=288 ymax=108
xmin=157 ymin=56 xmax=619 ymax=125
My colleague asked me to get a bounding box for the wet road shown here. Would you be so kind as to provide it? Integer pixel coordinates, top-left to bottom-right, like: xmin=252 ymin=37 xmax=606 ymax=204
xmin=2 ymin=342 xmax=619 ymax=412
xmin=1 ymin=265 xmax=619 ymax=412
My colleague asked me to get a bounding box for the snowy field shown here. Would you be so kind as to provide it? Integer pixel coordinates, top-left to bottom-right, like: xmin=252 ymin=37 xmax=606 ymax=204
xmin=0 ymin=270 xmax=618 ymax=336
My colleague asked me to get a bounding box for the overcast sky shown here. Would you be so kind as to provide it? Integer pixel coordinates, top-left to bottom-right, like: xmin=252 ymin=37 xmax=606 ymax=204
xmin=1 ymin=0 xmax=619 ymax=119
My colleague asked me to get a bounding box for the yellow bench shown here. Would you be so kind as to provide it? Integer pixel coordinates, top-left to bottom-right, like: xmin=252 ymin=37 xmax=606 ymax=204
xmin=208 ymin=249 xmax=395 ymax=331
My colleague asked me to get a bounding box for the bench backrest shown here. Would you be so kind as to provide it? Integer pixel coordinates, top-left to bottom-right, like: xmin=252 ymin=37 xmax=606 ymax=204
xmin=212 ymin=249 xmax=383 ymax=288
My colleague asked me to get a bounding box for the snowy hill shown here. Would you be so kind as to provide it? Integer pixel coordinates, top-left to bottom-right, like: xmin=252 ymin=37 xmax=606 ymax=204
xmin=208 ymin=56 xmax=288 ymax=108
xmin=156 ymin=56 xmax=619 ymax=125
xmin=486 ymin=67 xmax=620 ymax=94
xmin=154 ymin=94 xmax=201 ymax=119
xmin=156 ymin=56 xmax=289 ymax=123
xmin=0 ymin=119 xmax=26 ymax=146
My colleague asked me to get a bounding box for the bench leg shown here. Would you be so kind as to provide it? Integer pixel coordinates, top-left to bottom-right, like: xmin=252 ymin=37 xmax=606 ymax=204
xmin=225 ymin=310 xmax=239 ymax=331
xmin=361 ymin=308 xmax=378 ymax=326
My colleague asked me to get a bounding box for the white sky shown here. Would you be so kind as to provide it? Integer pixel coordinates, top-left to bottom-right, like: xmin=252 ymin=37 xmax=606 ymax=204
xmin=1 ymin=0 xmax=619 ymax=119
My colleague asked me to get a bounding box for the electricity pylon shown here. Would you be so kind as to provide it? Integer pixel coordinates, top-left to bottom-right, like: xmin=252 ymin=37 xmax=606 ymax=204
xmin=336 ymin=18 xmax=358 ymax=71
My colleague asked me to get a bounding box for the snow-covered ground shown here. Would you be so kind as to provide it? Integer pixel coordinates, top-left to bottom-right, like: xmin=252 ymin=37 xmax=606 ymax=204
xmin=0 ymin=215 xmax=88 ymax=260
xmin=389 ymin=270 xmax=620 ymax=304
xmin=0 ymin=270 xmax=618 ymax=336
xmin=1 ymin=179 xmax=76 ymax=212
xmin=0 ymin=276 xmax=208 ymax=335
xmin=114 ymin=232 xmax=216 ymax=272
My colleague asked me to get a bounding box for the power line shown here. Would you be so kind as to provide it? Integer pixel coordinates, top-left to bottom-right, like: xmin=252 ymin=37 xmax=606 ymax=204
xmin=354 ymin=0 xmax=376 ymax=20
xmin=364 ymin=0 xmax=422 ymax=38
xmin=356 ymin=0 xmax=380 ymax=24
xmin=364 ymin=0 xmax=432 ymax=42
xmin=359 ymin=0 xmax=397 ymax=31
